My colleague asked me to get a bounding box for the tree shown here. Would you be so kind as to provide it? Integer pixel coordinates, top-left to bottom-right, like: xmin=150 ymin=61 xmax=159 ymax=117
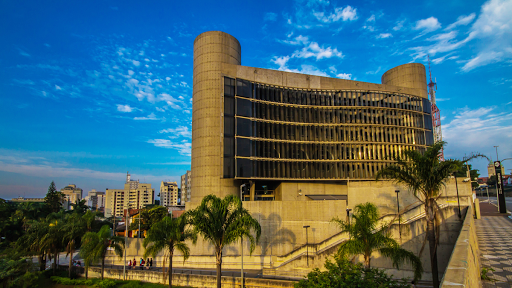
xmin=189 ymin=194 xmax=261 ymax=288
xmin=129 ymin=206 xmax=168 ymax=237
xmin=16 ymin=220 xmax=49 ymax=271
xmin=376 ymin=141 xmax=461 ymax=288
xmin=143 ymin=214 xmax=196 ymax=288
xmin=487 ymin=175 xmax=497 ymax=186
xmin=62 ymin=213 xmax=86 ymax=278
xmin=40 ymin=212 xmax=66 ymax=274
xmin=332 ymin=203 xmax=423 ymax=282
xmin=70 ymin=199 xmax=89 ymax=214
xmin=295 ymin=254 xmax=412 ymax=288
xmin=454 ymin=164 xmax=480 ymax=189
xmin=44 ymin=181 xmax=65 ymax=213
xmin=80 ymin=225 xmax=124 ymax=280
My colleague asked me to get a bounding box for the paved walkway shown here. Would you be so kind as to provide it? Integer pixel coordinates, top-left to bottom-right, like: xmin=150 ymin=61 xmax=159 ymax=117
xmin=477 ymin=202 xmax=512 ymax=287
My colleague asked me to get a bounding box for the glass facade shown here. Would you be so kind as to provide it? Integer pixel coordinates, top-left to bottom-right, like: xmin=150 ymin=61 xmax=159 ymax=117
xmin=223 ymin=77 xmax=433 ymax=180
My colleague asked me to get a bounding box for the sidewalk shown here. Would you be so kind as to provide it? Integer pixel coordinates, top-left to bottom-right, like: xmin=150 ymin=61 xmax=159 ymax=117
xmin=477 ymin=202 xmax=512 ymax=287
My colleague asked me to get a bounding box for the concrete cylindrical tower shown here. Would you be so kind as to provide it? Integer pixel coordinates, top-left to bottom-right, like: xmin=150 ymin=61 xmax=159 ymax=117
xmin=191 ymin=31 xmax=241 ymax=206
xmin=381 ymin=63 xmax=428 ymax=98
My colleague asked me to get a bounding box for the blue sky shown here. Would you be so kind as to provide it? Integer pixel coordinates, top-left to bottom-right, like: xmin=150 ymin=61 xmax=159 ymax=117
xmin=1 ymin=0 xmax=511 ymax=199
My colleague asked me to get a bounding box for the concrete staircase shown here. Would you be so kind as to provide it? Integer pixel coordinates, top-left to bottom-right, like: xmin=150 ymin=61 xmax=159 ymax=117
xmin=263 ymin=201 xmax=453 ymax=278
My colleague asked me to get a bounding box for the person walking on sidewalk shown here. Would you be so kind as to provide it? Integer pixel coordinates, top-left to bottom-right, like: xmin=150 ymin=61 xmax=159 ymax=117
xmin=132 ymin=258 xmax=136 ymax=269
xmin=149 ymin=258 xmax=153 ymax=270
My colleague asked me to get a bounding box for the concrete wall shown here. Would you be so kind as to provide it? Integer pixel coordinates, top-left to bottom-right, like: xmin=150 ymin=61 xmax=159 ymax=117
xmin=440 ymin=205 xmax=481 ymax=288
xmin=381 ymin=63 xmax=428 ymax=98
xmin=86 ymin=267 xmax=296 ymax=288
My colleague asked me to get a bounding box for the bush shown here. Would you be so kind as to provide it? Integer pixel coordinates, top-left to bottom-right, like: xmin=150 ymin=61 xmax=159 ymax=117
xmin=50 ymin=276 xmax=93 ymax=285
xmin=97 ymin=278 xmax=117 ymax=288
xmin=120 ymin=281 xmax=144 ymax=288
xmin=295 ymin=255 xmax=412 ymax=288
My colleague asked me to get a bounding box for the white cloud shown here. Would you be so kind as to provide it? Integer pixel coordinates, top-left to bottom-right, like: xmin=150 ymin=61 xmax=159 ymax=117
xmin=376 ymin=33 xmax=393 ymax=39
xmin=264 ymin=12 xmax=277 ymax=21
xmin=159 ymin=126 xmax=191 ymax=138
xmin=366 ymin=15 xmax=376 ymax=22
xmin=132 ymin=60 xmax=140 ymax=66
xmin=147 ymin=139 xmax=191 ymax=156
xmin=18 ymin=49 xmax=30 ymax=57
xmin=393 ymin=19 xmax=406 ymax=31
xmin=461 ymin=0 xmax=512 ymax=71
xmin=292 ymin=42 xmax=343 ymax=60
xmin=281 ymin=35 xmax=310 ymax=45
xmin=313 ymin=5 xmax=358 ymax=23
xmin=282 ymin=64 xmax=329 ymax=77
xmin=336 ymin=73 xmax=352 ymax=80
xmin=414 ymin=17 xmax=442 ymax=32
xmin=443 ymin=106 xmax=512 ymax=167
xmin=134 ymin=113 xmax=162 ymax=120
xmin=0 ymin=152 xmax=176 ymax=185
xmin=116 ymin=104 xmax=138 ymax=112
xmin=445 ymin=13 xmax=476 ymax=30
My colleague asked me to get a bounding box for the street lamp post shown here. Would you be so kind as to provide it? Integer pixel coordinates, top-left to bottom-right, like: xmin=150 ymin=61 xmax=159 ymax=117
xmin=303 ymin=225 xmax=310 ymax=267
xmin=395 ymin=190 xmax=401 ymax=240
xmin=123 ymin=211 xmax=127 ymax=280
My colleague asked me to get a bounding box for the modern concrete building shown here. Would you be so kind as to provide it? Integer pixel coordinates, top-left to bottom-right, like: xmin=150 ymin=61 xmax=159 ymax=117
xmin=191 ymin=31 xmax=433 ymax=203
xmin=180 ymin=170 xmax=191 ymax=203
xmin=60 ymin=184 xmax=83 ymax=209
xmin=189 ymin=30 xmax=442 ymax=257
xmin=105 ymin=173 xmax=155 ymax=218
xmin=86 ymin=189 xmax=106 ymax=210
xmin=160 ymin=181 xmax=179 ymax=207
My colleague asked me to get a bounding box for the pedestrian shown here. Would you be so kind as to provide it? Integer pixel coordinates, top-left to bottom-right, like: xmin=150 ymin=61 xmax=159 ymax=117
xmin=132 ymin=258 xmax=136 ymax=269
xmin=77 ymin=260 xmax=81 ymax=267
xmin=150 ymin=258 xmax=153 ymax=270
xmin=146 ymin=258 xmax=150 ymax=270
xmin=128 ymin=259 xmax=132 ymax=267
xmin=140 ymin=258 xmax=144 ymax=270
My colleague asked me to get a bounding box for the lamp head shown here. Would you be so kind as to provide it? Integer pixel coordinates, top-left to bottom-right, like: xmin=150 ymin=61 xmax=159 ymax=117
xmin=395 ymin=190 xmax=400 ymax=193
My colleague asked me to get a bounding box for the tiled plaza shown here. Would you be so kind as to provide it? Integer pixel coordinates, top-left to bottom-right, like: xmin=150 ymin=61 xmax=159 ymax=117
xmin=477 ymin=205 xmax=512 ymax=288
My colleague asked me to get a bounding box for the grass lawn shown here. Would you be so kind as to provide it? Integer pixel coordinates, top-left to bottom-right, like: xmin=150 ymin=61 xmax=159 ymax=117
xmin=39 ymin=276 xmax=190 ymax=288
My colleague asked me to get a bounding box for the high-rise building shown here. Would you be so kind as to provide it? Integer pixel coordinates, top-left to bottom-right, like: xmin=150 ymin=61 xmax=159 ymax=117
xmin=160 ymin=181 xmax=179 ymax=207
xmin=60 ymin=184 xmax=83 ymax=210
xmin=105 ymin=172 xmax=155 ymax=218
xmin=86 ymin=189 xmax=106 ymax=210
xmin=180 ymin=170 xmax=191 ymax=203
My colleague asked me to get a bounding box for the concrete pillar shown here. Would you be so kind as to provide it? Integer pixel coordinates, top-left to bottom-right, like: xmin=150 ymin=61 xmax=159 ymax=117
xmin=381 ymin=63 xmax=428 ymax=99
xmin=191 ymin=31 xmax=241 ymax=206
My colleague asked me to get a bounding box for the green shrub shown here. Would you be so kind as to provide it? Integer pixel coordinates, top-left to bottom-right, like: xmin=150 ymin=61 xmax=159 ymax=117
xmin=120 ymin=281 xmax=144 ymax=288
xmin=50 ymin=276 xmax=93 ymax=285
xmin=97 ymin=278 xmax=117 ymax=288
xmin=295 ymin=255 xmax=412 ymax=288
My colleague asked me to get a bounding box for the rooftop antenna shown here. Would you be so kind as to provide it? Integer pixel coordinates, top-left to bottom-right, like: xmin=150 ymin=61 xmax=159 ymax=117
xmin=428 ymin=55 xmax=444 ymax=161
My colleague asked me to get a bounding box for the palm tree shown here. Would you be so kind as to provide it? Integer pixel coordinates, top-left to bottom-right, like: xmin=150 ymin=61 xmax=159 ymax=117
xmin=189 ymin=194 xmax=261 ymax=288
xmin=80 ymin=225 xmax=125 ymax=280
xmin=16 ymin=219 xmax=49 ymax=271
xmin=143 ymin=214 xmax=196 ymax=288
xmin=376 ymin=141 xmax=460 ymax=288
xmin=40 ymin=213 xmax=65 ymax=274
xmin=333 ymin=202 xmax=423 ymax=282
xmin=62 ymin=213 xmax=86 ymax=278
